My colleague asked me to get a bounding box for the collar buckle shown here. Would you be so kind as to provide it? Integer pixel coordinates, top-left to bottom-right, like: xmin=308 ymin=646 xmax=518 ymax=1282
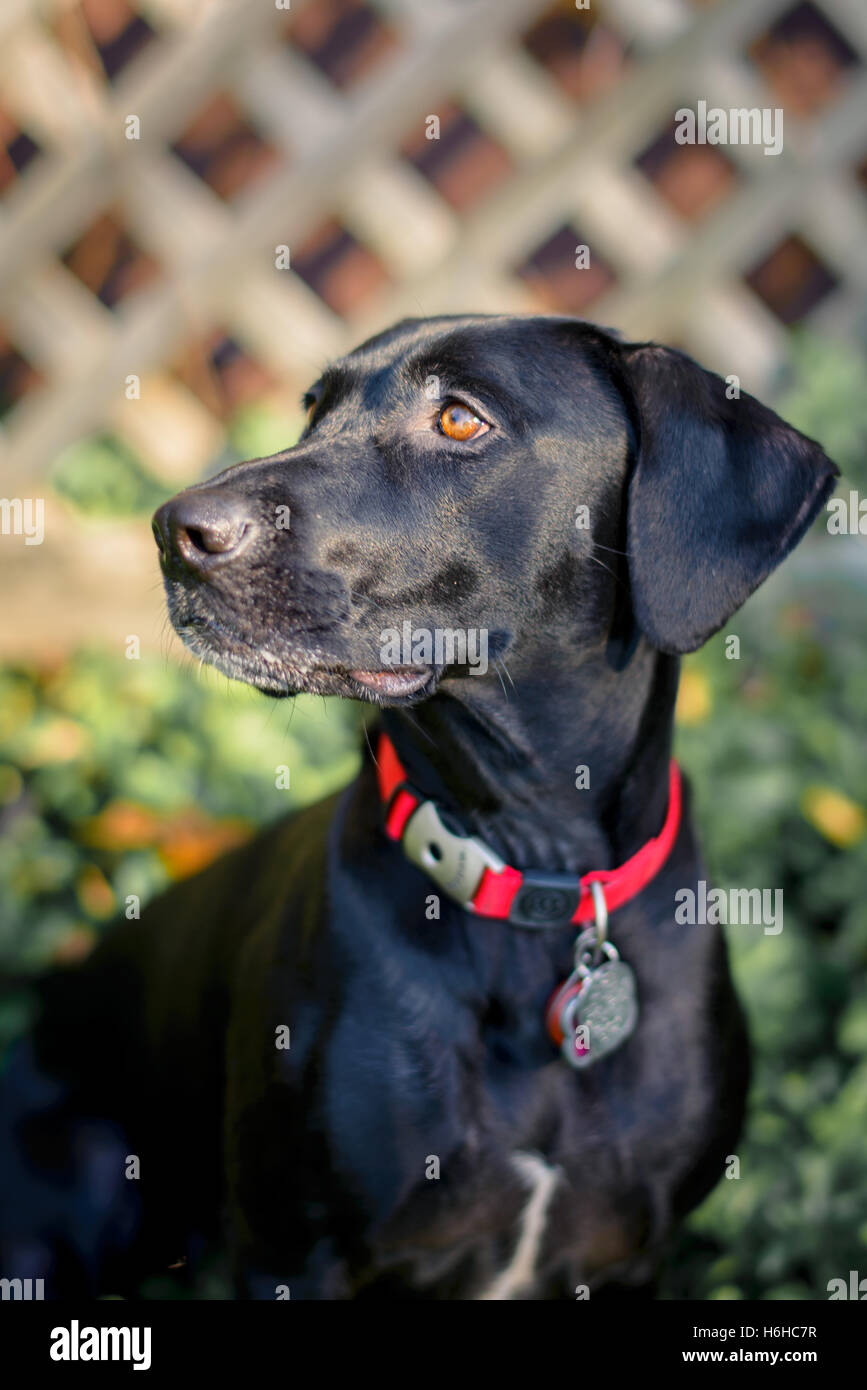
xmin=402 ymin=799 xmax=505 ymax=909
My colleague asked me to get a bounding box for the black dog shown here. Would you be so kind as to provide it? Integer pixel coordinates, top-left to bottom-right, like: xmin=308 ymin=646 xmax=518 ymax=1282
xmin=1 ymin=315 xmax=836 ymax=1299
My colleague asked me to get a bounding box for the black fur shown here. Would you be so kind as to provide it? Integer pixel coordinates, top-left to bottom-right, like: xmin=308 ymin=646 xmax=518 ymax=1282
xmin=0 ymin=315 xmax=837 ymax=1299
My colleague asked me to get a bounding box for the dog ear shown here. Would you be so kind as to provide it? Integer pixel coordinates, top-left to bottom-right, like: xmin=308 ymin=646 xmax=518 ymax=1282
xmin=618 ymin=343 xmax=838 ymax=654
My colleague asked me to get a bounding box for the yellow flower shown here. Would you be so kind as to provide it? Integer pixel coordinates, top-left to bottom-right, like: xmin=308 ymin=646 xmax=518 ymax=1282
xmin=676 ymin=669 xmax=711 ymax=725
xmin=21 ymin=717 xmax=91 ymax=765
xmin=76 ymin=864 xmax=117 ymax=920
xmin=802 ymin=786 xmax=866 ymax=848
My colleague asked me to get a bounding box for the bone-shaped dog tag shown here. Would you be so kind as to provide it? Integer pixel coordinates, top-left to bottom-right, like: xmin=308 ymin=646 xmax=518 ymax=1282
xmin=561 ymin=954 xmax=638 ymax=1069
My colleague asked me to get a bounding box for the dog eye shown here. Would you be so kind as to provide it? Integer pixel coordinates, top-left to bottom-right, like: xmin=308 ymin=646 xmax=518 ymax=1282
xmin=438 ymin=401 xmax=487 ymax=441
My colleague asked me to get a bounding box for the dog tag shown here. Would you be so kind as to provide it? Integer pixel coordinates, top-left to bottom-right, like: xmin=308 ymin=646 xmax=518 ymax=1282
xmin=560 ymin=948 xmax=638 ymax=1069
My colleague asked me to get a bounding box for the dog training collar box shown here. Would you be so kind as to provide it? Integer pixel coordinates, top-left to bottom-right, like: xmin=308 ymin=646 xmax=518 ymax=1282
xmin=505 ymin=872 xmax=583 ymax=929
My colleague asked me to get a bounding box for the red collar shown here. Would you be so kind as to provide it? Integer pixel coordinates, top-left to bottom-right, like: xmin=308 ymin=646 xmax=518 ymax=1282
xmin=376 ymin=731 xmax=682 ymax=929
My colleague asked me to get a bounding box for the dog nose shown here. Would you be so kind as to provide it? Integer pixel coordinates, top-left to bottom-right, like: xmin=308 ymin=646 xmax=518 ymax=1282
xmin=153 ymin=490 xmax=255 ymax=573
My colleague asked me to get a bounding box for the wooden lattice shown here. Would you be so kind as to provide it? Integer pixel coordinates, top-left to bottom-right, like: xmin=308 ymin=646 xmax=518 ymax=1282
xmin=1 ymin=0 xmax=866 ymax=651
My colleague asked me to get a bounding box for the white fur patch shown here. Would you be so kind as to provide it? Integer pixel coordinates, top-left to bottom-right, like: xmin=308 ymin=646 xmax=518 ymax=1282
xmin=477 ymin=1151 xmax=561 ymax=1300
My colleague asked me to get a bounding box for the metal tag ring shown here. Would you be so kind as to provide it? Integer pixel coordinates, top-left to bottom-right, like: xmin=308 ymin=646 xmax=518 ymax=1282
xmin=590 ymin=880 xmax=608 ymax=947
xmin=573 ymin=929 xmax=619 ymax=977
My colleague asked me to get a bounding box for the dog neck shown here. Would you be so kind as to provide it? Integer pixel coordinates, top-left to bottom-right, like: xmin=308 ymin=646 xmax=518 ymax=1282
xmin=379 ymin=641 xmax=680 ymax=878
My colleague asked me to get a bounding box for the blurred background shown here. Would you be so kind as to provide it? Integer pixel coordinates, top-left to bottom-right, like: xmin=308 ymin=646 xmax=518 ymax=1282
xmin=0 ymin=0 xmax=865 ymax=1299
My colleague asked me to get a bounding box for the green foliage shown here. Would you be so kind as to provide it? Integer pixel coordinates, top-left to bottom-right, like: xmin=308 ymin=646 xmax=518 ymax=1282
xmin=660 ymin=337 xmax=867 ymax=1300
xmin=661 ymin=604 xmax=867 ymax=1299
xmin=0 ymin=653 xmax=360 ymax=994
xmin=50 ymin=436 xmax=168 ymax=517
xmin=775 ymin=334 xmax=867 ymax=487
xmin=228 ymin=401 xmax=302 ymax=460
xmin=49 ymin=400 xmax=304 ymax=522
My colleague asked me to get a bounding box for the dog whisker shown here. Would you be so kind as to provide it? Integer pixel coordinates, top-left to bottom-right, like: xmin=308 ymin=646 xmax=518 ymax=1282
xmin=493 ymin=659 xmax=510 ymax=702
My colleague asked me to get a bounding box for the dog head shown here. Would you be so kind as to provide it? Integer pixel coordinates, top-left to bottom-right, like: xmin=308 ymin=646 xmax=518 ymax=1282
xmin=153 ymin=315 xmax=837 ymax=703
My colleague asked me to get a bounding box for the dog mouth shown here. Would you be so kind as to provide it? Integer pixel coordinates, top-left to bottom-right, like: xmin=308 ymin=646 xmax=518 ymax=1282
xmin=170 ymin=609 xmax=439 ymax=704
xmin=349 ymin=667 xmax=431 ymax=698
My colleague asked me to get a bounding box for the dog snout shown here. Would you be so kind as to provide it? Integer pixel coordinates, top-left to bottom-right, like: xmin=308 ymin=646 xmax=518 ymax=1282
xmin=153 ymin=489 xmax=257 ymax=574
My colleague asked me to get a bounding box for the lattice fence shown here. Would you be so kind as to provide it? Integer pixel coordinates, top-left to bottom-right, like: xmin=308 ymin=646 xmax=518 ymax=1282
xmin=1 ymin=0 xmax=866 ymax=650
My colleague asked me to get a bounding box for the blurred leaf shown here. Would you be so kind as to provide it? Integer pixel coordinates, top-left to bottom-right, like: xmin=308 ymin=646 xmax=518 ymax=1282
xmin=51 ymin=436 xmax=167 ymax=517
